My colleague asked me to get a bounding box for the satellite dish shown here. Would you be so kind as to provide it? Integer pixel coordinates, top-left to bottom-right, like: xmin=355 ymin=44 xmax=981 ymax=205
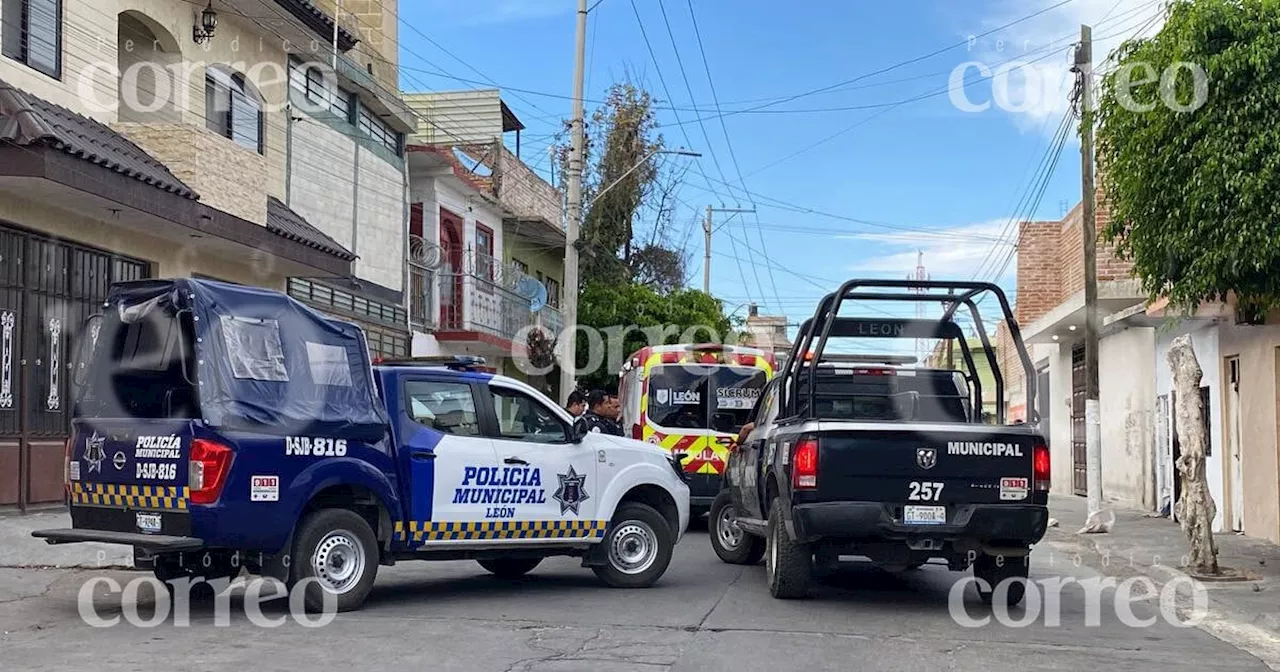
xmin=529 ymin=283 xmax=548 ymax=312
xmin=515 ymin=276 xmax=542 ymax=300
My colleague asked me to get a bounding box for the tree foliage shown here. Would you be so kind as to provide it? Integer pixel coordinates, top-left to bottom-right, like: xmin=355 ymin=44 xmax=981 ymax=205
xmin=561 ymin=77 xmax=689 ymax=290
xmin=573 ymin=281 xmax=733 ymax=390
xmin=1097 ymin=0 xmax=1280 ymax=314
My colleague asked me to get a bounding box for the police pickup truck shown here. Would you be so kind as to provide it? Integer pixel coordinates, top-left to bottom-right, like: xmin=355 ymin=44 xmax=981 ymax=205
xmin=33 ymin=279 xmax=690 ymax=612
xmin=708 ymin=280 xmax=1050 ymax=605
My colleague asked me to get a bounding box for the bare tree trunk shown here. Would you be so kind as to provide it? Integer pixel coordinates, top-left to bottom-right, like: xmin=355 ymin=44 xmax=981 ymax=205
xmin=1166 ymin=334 xmax=1220 ymax=575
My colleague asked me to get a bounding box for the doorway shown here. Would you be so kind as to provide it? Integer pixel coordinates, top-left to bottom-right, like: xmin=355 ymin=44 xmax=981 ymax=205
xmin=439 ymin=209 xmax=464 ymax=328
xmin=1225 ymin=356 xmax=1244 ymax=532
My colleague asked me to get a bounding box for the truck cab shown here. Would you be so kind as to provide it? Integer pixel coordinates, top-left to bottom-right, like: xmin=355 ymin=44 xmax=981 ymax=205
xmin=34 ymin=278 xmax=690 ymax=612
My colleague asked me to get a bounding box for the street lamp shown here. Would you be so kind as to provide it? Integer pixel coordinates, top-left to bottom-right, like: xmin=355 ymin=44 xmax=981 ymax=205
xmin=585 ymin=148 xmax=700 ymax=210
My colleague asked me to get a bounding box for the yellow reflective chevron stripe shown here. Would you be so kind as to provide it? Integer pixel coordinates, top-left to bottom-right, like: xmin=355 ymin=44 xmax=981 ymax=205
xmin=69 ymin=482 xmax=189 ymax=511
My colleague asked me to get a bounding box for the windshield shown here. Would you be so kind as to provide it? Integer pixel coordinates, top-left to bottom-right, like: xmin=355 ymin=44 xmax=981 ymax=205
xmin=647 ymin=364 xmax=767 ymax=433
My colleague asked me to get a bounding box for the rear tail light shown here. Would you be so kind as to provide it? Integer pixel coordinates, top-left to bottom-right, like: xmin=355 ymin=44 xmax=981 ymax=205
xmin=1033 ymin=444 xmax=1050 ymax=491
xmin=190 ymin=438 xmax=234 ymax=504
xmin=792 ymin=438 xmax=819 ymax=490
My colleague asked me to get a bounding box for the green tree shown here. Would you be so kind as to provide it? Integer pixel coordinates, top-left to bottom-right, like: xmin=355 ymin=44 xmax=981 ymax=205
xmin=573 ymin=281 xmax=732 ymax=390
xmin=561 ymin=77 xmax=688 ymax=290
xmin=1097 ymin=0 xmax=1280 ymax=317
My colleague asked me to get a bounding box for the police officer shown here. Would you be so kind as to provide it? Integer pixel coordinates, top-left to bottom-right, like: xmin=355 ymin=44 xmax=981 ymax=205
xmin=582 ymin=389 xmax=623 ymax=436
xmin=566 ymin=390 xmax=586 ymax=418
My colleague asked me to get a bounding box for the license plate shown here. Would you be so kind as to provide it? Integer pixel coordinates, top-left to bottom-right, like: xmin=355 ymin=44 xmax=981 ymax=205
xmin=903 ymin=505 xmax=947 ymax=525
xmin=136 ymin=513 xmax=162 ymax=534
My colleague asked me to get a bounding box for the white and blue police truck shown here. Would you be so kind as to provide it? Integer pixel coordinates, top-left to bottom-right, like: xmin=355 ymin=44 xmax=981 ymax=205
xmin=34 ymin=278 xmax=692 ymax=612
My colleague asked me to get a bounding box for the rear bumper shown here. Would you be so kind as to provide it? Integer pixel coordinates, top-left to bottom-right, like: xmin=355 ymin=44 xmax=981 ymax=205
xmin=789 ymin=502 xmax=1049 ymax=546
xmin=31 ymin=528 xmax=205 ymax=552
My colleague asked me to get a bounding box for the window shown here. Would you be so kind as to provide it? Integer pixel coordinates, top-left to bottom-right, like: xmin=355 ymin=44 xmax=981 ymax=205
xmin=2 ymin=0 xmax=61 ymax=78
xmin=219 ymin=315 xmax=288 ymax=382
xmin=288 ymin=57 xmax=351 ymax=119
xmin=512 ymin=259 xmax=529 ymax=276
xmin=648 ymin=364 xmax=767 ymax=433
xmin=358 ymin=102 xmax=401 ymax=155
xmin=475 ymin=225 xmax=495 ymax=286
xmin=545 ymin=278 xmax=562 ymax=309
xmin=405 ymin=380 xmax=480 ymax=436
xmin=489 ymin=386 xmax=569 ymax=443
xmin=305 ymin=342 xmax=353 ymax=387
xmin=206 ymin=69 xmax=264 ymax=154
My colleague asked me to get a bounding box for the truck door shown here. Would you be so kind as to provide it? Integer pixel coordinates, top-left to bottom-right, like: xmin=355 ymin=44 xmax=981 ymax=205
xmin=482 ymin=382 xmax=600 ymax=531
xmin=739 ymin=379 xmax=780 ymax=519
xmin=400 ymin=378 xmax=499 ymax=533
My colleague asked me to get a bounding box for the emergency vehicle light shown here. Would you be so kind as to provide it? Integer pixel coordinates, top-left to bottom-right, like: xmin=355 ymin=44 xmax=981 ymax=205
xmin=660 ymin=352 xmax=680 ymax=364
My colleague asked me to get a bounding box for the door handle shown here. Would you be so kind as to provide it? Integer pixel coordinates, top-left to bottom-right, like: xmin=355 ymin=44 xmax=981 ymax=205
xmin=411 ymin=450 xmax=436 ymax=461
xmin=504 ymin=457 xmax=529 ymax=465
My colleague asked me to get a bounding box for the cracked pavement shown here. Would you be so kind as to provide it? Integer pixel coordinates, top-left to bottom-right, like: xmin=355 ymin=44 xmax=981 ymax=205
xmin=0 ymin=529 xmax=1273 ymax=671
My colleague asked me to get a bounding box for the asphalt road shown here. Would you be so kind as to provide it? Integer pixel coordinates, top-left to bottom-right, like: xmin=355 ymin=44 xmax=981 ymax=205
xmin=0 ymin=526 xmax=1271 ymax=672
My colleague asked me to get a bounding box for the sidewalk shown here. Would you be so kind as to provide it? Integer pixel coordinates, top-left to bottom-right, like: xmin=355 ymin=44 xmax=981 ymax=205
xmin=1046 ymin=494 xmax=1280 ymax=666
xmin=0 ymin=508 xmax=132 ymax=569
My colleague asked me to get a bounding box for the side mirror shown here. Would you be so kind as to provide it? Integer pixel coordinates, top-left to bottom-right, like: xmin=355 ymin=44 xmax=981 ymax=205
xmin=71 ymin=314 xmax=105 ymax=389
xmin=571 ymin=416 xmax=589 ymax=443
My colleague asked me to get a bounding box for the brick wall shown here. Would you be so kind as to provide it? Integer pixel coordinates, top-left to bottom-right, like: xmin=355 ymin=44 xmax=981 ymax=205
xmin=1014 ymin=220 xmax=1063 ymax=326
xmin=1054 ymin=196 xmax=1133 ymax=300
xmin=497 ymin=145 xmax=563 ymax=229
xmin=113 ymin=122 xmax=268 ymax=225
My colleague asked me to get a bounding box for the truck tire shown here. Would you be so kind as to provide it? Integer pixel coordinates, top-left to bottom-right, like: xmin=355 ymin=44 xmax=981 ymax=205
xmin=592 ymin=502 xmax=674 ymax=589
xmin=478 ymin=557 xmax=542 ymax=578
xmin=290 ymin=508 xmax=380 ymax=613
xmin=765 ymin=498 xmax=812 ymax=599
xmin=972 ymin=552 xmax=1030 ymax=607
xmin=709 ymin=491 xmax=765 ymax=565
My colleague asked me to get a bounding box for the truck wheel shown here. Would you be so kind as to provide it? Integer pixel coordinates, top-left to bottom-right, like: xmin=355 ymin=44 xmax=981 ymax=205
xmin=972 ymin=552 xmax=1030 ymax=607
xmin=291 ymin=508 xmax=380 ymax=613
xmin=765 ymin=498 xmax=812 ymax=599
xmin=709 ymin=491 xmax=765 ymax=565
xmin=478 ymin=558 xmax=542 ymax=578
xmin=592 ymin=502 xmax=674 ymax=589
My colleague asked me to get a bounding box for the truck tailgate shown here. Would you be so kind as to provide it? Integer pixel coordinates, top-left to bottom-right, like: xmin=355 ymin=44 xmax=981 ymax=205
xmin=811 ymin=429 xmax=1042 ymax=509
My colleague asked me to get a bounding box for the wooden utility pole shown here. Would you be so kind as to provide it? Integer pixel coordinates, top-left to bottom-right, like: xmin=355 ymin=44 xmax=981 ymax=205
xmin=558 ymin=0 xmax=588 ymax=405
xmin=1077 ymin=24 xmax=1108 ymax=532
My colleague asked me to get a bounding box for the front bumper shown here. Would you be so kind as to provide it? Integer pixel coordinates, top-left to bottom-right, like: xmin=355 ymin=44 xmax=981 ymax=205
xmin=789 ymin=502 xmax=1049 ymax=546
xmin=31 ymin=528 xmax=205 ymax=552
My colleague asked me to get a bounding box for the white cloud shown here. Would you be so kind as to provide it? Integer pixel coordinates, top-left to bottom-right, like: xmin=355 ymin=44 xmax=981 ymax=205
xmin=844 ymin=219 xmax=1019 ymax=286
xmin=963 ymin=0 xmax=1168 ymax=135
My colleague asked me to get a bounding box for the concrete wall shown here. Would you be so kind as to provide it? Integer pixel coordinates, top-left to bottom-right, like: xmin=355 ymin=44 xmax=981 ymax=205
xmin=1099 ymin=326 xmax=1156 ymax=510
xmin=288 ymin=111 xmax=405 ymax=292
xmin=1218 ymin=321 xmax=1280 ymax=544
xmin=1046 ymin=344 xmax=1074 ymax=497
xmin=0 ymin=191 xmax=287 ymax=289
xmin=1154 ymin=323 xmax=1225 ymax=531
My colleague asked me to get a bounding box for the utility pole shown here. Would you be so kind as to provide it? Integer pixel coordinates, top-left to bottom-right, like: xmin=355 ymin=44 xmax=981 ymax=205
xmin=1076 ymin=24 xmax=1108 ymax=533
xmin=703 ymin=206 xmax=756 ymax=295
xmin=559 ymin=0 xmax=588 ymax=405
xmin=703 ymin=205 xmax=712 ymax=294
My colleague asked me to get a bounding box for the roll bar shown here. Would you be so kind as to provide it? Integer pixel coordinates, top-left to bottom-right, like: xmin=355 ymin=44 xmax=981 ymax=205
xmin=780 ymin=279 xmax=1035 ymax=425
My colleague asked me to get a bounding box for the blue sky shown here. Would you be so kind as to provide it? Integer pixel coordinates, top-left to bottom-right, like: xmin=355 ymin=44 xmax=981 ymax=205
xmin=395 ymin=0 xmax=1165 ymax=351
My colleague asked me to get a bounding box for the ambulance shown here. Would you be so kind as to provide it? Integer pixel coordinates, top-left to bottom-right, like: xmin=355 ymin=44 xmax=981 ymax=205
xmin=618 ymin=344 xmax=775 ymax=517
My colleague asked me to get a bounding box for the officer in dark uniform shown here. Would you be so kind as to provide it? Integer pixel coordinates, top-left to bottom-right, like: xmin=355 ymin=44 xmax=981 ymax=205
xmin=582 ymin=389 xmax=623 ymax=436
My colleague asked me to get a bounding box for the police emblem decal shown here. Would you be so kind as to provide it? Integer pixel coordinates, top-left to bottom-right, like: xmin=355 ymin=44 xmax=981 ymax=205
xmin=553 ymin=466 xmax=589 ymax=515
xmin=916 ymin=447 xmax=937 ymax=470
xmin=84 ymin=431 xmax=106 ymax=474
xmin=112 ymin=451 xmax=126 ymax=471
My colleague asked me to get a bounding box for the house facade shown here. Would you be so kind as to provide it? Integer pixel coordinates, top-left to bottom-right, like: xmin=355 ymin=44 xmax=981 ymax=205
xmin=403 ymin=90 xmax=566 ymax=396
xmin=999 ymin=193 xmax=1280 ymax=545
xmin=0 ymin=0 xmax=410 ymax=509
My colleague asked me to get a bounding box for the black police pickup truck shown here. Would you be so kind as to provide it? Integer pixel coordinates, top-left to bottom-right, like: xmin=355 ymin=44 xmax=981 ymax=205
xmin=708 ymin=280 xmax=1050 ymax=605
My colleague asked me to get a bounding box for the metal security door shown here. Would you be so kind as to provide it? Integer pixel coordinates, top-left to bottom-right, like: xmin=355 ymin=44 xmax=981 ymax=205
xmin=0 ymin=222 xmax=149 ymax=510
xmin=1071 ymin=343 xmax=1087 ymax=496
